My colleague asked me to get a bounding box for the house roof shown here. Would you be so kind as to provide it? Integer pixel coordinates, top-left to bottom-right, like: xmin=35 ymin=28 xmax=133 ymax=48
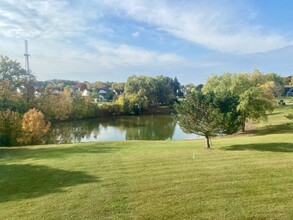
xmin=75 ymin=83 xmax=87 ymax=91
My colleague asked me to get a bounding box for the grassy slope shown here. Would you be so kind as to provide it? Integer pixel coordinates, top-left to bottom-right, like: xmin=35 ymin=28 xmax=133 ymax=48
xmin=0 ymin=106 xmax=293 ymax=219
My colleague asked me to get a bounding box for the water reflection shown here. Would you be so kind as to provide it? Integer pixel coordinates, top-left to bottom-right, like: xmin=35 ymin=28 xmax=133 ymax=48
xmin=46 ymin=115 xmax=200 ymax=144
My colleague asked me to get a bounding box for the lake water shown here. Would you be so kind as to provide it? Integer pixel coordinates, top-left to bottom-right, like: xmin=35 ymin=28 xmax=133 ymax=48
xmin=46 ymin=115 xmax=202 ymax=144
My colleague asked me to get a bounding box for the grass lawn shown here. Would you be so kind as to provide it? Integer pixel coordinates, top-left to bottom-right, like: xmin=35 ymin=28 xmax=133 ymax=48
xmin=0 ymin=106 xmax=293 ymax=219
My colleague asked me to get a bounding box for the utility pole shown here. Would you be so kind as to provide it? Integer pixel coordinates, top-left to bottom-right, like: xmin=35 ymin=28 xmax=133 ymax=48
xmin=24 ymin=40 xmax=30 ymax=75
xmin=23 ymin=40 xmax=34 ymax=103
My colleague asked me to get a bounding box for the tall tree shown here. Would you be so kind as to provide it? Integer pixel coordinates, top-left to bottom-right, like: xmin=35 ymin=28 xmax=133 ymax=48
xmin=0 ymin=55 xmax=35 ymax=106
xmin=203 ymin=71 xmax=275 ymax=131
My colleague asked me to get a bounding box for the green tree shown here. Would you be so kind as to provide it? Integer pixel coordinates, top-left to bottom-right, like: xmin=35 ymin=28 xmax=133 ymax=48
xmin=72 ymin=94 xmax=96 ymax=119
xmin=0 ymin=109 xmax=22 ymax=146
xmin=123 ymin=93 xmax=148 ymax=115
xmin=215 ymin=92 xmax=242 ymax=134
xmin=0 ymin=80 xmax=28 ymax=112
xmin=237 ymin=87 xmax=274 ymax=131
xmin=0 ymin=55 xmax=35 ymax=105
xmin=203 ymin=72 xmax=275 ymax=131
xmin=124 ymin=75 xmax=177 ymax=108
xmin=174 ymin=91 xmax=240 ymax=148
xmin=155 ymin=75 xmax=174 ymax=104
xmin=171 ymin=77 xmax=181 ymax=96
xmin=111 ymin=82 xmax=125 ymax=91
xmin=38 ymin=92 xmax=73 ymax=121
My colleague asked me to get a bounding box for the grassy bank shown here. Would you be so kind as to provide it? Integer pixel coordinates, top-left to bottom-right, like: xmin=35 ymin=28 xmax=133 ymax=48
xmin=0 ymin=106 xmax=293 ymax=219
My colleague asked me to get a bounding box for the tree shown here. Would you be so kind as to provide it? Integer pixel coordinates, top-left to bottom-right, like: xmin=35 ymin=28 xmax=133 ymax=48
xmin=111 ymin=82 xmax=125 ymax=91
xmin=72 ymin=94 xmax=96 ymax=119
xmin=155 ymin=75 xmax=174 ymax=104
xmin=174 ymin=91 xmax=240 ymax=148
xmin=0 ymin=55 xmax=35 ymax=105
xmin=237 ymin=87 xmax=274 ymax=131
xmin=203 ymin=72 xmax=275 ymax=131
xmin=215 ymin=92 xmax=242 ymax=134
xmin=38 ymin=91 xmax=73 ymax=121
xmin=0 ymin=109 xmax=22 ymax=146
xmin=124 ymin=75 xmax=178 ymax=109
xmin=19 ymin=108 xmax=51 ymax=145
xmin=122 ymin=93 xmax=148 ymax=115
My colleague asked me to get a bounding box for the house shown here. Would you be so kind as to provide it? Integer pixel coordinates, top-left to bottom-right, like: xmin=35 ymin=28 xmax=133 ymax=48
xmin=82 ymin=89 xmax=91 ymax=97
xmin=74 ymin=83 xmax=88 ymax=92
xmin=112 ymin=89 xmax=124 ymax=96
xmin=47 ymin=87 xmax=62 ymax=94
xmin=98 ymin=89 xmax=107 ymax=101
xmin=285 ymin=86 xmax=293 ymax=96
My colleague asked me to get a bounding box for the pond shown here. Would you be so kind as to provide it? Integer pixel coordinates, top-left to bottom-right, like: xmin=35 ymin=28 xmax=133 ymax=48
xmin=46 ymin=115 xmax=202 ymax=144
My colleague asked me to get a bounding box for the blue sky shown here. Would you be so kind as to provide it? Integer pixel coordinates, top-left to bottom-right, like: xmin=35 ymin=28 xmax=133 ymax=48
xmin=1 ymin=0 xmax=293 ymax=84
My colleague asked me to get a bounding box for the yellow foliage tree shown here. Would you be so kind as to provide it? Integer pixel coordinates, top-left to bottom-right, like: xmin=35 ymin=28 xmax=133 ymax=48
xmin=19 ymin=108 xmax=51 ymax=145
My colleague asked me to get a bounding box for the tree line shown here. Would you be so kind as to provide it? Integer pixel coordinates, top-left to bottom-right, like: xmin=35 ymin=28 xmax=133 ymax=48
xmin=0 ymin=55 xmax=181 ymax=145
xmin=1 ymin=55 xmax=293 ymax=146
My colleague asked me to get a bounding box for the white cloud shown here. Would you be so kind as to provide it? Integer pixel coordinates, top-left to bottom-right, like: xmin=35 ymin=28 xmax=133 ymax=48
xmin=102 ymin=0 xmax=292 ymax=54
xmin=0 ymin=0 xmax=102 ymax=40
xmin=0 ymin=0 xmax=187 ymax=81
xmin=132 ymin=32 xmax=140 ymax=38
xmin=1 ymin=0 xmax=292 ymax=84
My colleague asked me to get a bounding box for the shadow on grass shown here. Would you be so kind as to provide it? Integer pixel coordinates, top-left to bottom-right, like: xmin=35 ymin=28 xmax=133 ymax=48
xmin=245 ymin=123 xmax=293 ymax=136
xmin=223 ymin=142 xmax=293 ymax=152
xmin=0 ymin=164 xmax=98 ymax=203
xmin=0 ymin=143 xmax=119 ymax=160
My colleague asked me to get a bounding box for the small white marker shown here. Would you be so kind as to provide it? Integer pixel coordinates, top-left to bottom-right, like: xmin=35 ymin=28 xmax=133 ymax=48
xmin=192 ymin=151 xmax=195 ymax=160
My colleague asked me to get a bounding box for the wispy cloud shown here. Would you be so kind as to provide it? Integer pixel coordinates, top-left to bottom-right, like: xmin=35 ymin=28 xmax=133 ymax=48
xmin=0 ymin=0 xmax=186 ymax=80
xmin=0 ymin=0 xmax=292 ymax=84
xmin=102 ymin=0 xmax=292 ymax=54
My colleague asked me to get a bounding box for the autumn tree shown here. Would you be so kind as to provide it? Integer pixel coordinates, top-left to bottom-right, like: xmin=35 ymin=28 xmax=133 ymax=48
xmin=19 ymin=108 xmax=51 ymax=145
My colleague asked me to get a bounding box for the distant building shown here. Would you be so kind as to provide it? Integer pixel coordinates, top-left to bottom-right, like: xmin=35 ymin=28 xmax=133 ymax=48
xmin=112 ymin=89 xmax=124 ymax=96
xmin=74 ymin=83 xmax=88 ymax=92
xmin=285 ymin=86 xmax=293 ymax=96
xmin=48 ymin=87 xmax=62 ymax=94
xmin=98 ymin=89 xmax=108 ymax=101
xmin=82 ymin=89 xmax=89 ymax=97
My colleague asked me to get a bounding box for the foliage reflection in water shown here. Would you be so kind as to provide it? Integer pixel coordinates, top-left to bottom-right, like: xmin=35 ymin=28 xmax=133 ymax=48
xmin=46 ymin=115 xmax=201 ymax=144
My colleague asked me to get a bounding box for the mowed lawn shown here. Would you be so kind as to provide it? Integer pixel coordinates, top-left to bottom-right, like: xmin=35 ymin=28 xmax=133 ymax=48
xmin=1 ymin=107 xmax=293 ymax=219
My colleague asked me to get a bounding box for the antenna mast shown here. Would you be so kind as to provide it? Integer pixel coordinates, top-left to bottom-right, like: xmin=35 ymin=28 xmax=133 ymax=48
xmin=24 ymin=40 xmax=30 ymax=75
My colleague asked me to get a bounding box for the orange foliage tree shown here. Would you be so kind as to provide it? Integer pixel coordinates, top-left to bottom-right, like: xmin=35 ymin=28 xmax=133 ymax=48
xmin=19 ymin=108 xmax=51 ymax=145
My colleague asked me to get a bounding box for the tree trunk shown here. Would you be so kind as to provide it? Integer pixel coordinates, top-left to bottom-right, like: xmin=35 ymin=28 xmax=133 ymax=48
xmin=205 ymin=135 xmax=211 ymax=148
xmin=241 ymin=121 xmax=246 ymax=132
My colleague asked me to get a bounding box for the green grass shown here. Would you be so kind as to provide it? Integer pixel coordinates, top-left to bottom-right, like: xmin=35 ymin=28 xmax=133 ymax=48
xmin=0 ymin=106 xmax=293 ymax=219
